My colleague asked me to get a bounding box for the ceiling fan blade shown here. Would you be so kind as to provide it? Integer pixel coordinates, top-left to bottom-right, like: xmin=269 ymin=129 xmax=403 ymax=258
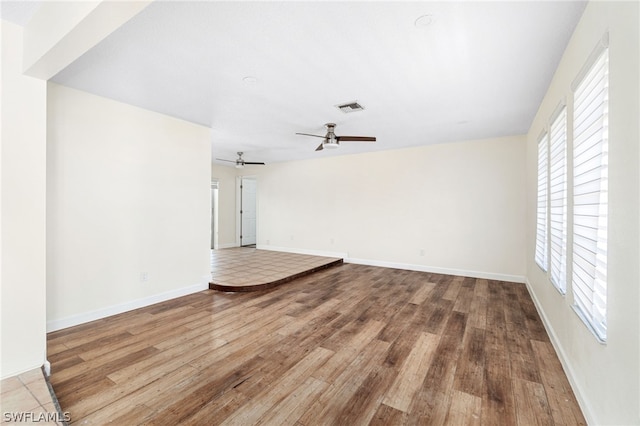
xmin=243 ymin=162 xmax=265 ymax=165
xmin=296 ymin=132 xmax=326 ymax=139
xmin=336 ymin=136 xmax=376 ymax=142
xmin=315 ymin=143 xmax=324 ymax=151
xmin=215 ymin=158 xmax=235 ymax=162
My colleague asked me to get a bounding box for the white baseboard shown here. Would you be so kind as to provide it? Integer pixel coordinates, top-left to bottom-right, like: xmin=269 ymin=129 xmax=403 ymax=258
xmin=257 ymin=244 xmax=349 ymax=259
xmin=523 ymin=278 xmax=596 ymax=425
xmin=0 ymin=363 xmax=48 ymax=381
xmin=46 ymin=281 xmax=209 ymax=332
xmin=255 ymin=245 xmax=524 ymax=283
xmin=217 ymin=242 xmax=239 ymax=249
xmin=346 ymin=257 xmax=526 ymax=283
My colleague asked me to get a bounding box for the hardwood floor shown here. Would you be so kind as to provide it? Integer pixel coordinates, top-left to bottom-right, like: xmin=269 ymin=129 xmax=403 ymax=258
xmin=47 ymin=264 xmax=586 ymax=425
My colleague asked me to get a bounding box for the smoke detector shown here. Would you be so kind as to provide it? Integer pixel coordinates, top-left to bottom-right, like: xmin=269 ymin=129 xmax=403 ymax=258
xmin=336 ymin=101 xmax=365 ymax=113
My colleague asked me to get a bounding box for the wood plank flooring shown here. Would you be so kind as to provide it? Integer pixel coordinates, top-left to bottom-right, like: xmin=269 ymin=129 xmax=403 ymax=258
xmin=47 ymin=264 xmax=586 ymax=425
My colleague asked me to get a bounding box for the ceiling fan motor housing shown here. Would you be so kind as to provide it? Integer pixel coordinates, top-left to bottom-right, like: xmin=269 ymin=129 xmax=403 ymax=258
xmin=323 ymin=123 xmax=339 ymax=148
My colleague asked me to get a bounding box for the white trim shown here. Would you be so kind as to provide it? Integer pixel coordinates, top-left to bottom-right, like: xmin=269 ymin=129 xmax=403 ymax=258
xmin=549 ymin=99 xmax=567 ymax=124
xmin=46 ymin=281 xmax=209 ymax=332
xmin=524 ymin=278 xmax=596 ymax=425
xmin=345 ymin=257 xmax=525 ymax=283
xmin=571 ymin=31 xmax=609 ymax=92
xmin=257 ymin=244 xmax=348 ymax=260
xmin=256 ymin=245 xmax=523 ymax=282
xmin=0 ymin=364 xmax=47 ymax=381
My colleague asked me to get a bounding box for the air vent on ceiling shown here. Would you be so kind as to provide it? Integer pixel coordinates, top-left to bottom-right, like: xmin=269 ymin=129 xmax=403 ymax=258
xmin=336 ymin=101 xmax=365 ymax=113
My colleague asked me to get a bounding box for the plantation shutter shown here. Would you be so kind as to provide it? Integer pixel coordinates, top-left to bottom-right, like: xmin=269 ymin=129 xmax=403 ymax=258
xmin=571 ymin=42 xmax=608 ymax=342
xmin=535 ymin=132 xmax=549 ymax=271
xmin=549 ymin=106 xmax=567 ymax=293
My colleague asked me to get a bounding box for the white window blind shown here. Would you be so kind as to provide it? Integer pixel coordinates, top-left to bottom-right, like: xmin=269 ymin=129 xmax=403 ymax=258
xmin=572 ymin=45 xmax=608 ymax=342
xmin=535 ymin=132 xmax=549 ymax=271
xmin=549 ymin=106 xmax=567 ymax=293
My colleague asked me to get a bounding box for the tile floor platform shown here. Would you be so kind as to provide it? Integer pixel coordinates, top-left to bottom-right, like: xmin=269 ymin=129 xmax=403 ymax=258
xmin=210 ymin=248 xmax=343 ymax=292
xmin=0 ymin=367 xmax=67 ymax=425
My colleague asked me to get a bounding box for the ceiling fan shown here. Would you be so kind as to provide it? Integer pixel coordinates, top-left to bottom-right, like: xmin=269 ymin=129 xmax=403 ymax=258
xmin=216 ymin=152 xmax=265 ymax=169
xmin=296 ymin=123 xmax=376 ymax=151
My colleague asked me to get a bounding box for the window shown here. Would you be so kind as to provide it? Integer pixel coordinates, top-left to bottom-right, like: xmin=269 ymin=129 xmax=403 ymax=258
xmin=571 ymin=43 xmax=608 ymax=342
xmin=549 ymin=106 xmax=567 ymax=293
xmin=535 ymin=132 xmax=549 ymax=271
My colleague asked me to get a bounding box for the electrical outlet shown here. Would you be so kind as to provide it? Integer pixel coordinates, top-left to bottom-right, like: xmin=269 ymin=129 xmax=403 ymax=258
xmin=140 ymin=272 xmax=149 ymax=282
xmin=419 ymin=249 xmax=425 ymax=256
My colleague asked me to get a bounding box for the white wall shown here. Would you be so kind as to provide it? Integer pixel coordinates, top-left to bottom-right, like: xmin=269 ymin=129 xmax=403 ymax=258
xmin=46 ymin=83 xmax=212 ymax=330
xmin=0 ymin=20 xmax=48 ymax=379
xmin=251 ymin=136 xmax=526 ymax=281
xmin=525 ymin=2 xmax=639 ymax=424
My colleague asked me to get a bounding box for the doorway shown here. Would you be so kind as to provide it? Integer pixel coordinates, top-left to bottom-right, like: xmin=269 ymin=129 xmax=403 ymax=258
xmin=238 ymin=177 xmax=257 ymax=247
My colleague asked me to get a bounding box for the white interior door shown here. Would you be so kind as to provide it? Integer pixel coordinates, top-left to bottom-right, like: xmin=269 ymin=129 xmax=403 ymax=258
xmin=210 ymin=181 xmax=219 ymax=249
xmin=241 ymin=177 xmax=257 ymax=246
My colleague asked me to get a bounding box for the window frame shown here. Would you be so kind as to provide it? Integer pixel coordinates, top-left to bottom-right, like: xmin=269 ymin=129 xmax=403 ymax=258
xmin=548 ymin=104 xmax=568 ymax=294
xmin=535 ymin=131 xmax=549 ymax=272
xmin=570 ymin=35 xmax=609 ymax=343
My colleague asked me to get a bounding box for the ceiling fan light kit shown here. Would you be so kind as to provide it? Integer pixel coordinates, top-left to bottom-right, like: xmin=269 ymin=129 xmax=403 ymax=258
xmin=323 ymin=133 xmax=339 ymax=149
xmin=322 ymin=142 xmax=339 ymax=149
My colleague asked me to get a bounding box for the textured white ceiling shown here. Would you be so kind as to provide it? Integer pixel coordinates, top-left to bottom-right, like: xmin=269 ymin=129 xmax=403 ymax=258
xmin=47 ymin=1 xmax=586 ymax=165
xmin=0 ymin=1 xmax=41 ymax=26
